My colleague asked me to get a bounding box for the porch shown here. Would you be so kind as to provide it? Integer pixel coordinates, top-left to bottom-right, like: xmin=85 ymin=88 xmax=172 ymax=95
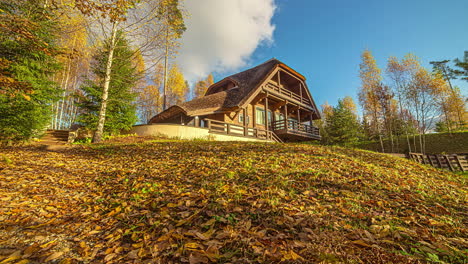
xmin=270 ymin=119 xmax=321 ymax=141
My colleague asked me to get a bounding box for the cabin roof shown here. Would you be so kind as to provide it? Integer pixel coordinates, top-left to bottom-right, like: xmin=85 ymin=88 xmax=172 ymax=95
xmin=149 ymin=58 xmax=318 ymax=123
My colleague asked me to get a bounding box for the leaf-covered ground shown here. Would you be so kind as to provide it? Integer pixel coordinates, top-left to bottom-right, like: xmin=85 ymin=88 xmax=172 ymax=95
xmin=0 ymin=141 xmax=467 ymax=263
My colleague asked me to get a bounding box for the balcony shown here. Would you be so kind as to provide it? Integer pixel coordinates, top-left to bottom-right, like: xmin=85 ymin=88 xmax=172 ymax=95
xmin=264 ymin=82 xmax=311 ymax=107
xmin=270 ymin=119 xmax=320 ymax=141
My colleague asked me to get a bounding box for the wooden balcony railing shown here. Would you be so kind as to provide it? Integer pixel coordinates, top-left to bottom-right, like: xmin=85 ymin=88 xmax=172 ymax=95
xmin=205 ymin=119 xmax=283 ymax=142
xmin=270 ymin=119 xmax=320 ymax=138
xmin=264 ymin=82 xmax=311 ymax=106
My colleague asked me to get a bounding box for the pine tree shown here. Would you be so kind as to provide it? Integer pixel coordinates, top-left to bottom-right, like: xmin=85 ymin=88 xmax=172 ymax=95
xmin=77 ymin=31 xmax=139 ymax=135
xmin=327 ymin=98 xmax=362 ymax=145
xmin=0 ymin=0 xmax=61 ymax=143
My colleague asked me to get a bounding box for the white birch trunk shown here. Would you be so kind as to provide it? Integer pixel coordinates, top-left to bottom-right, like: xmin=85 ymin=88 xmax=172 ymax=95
xmin=93 ymin=22 xmax=118 ymax=143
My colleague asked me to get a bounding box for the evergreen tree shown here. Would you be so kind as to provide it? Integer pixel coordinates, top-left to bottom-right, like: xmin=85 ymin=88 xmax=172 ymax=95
xmin=453 ymin=51 xmax=468 ymax=81
xmin=0 ymin=0 xmax=61 ymax=143
xmin=327 ymin=98 xmax=362 ymax=145
xmin=77 ymin=31 xmax=139 ymax=135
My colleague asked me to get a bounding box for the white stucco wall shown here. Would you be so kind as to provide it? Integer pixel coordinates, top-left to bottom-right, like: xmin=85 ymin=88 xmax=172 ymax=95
xmin=124 ymin=124 xmax=270 ymax=142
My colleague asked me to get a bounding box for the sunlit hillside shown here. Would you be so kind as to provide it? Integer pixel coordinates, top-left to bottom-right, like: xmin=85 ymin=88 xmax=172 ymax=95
xmin=1 ymin=140 xmax=466 ymax=263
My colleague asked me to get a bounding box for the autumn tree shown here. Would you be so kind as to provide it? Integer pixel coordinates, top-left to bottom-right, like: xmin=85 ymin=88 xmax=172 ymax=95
xmin=51 ymin=2 xmax=92 ymax=130
xmin=430 ymin=59 xmax=465 ymax=129
xmin=315 ymin=102 xmax=333 ymax=144
xmin=386 ymin=55 xmax=421 ymax=152
xmin=0 ymin=0 xmax=61 ymax=143
xmin=406 ymin=67 xmax=445 ymax=153
xmin=358 ymin=49 xmax=385 ymax=152
xmin=158 ymin=0 xmax=187 ymax=110
xmin=193 ymin=73 xmax=214 ymax=99
xmin=135 ymin=62 xmax=163 ymax=123
xmin=166 ymin=64 xmax=189 ymax=106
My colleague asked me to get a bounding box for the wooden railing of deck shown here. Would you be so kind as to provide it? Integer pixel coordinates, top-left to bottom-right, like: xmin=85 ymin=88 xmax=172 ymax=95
xmin=271 ymin=119 xmax=320 ymax=137
xmin=264 ymin=82 xmax=311 ymax=106
xmin=409 ymin=152 xmax=467 ymax=172
xmin=205 ymin=119 xmax=282 ymax=142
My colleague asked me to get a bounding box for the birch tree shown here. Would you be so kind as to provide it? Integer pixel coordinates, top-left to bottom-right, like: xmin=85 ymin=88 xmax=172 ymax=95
xmin=158 ymin=0 xmax=186 ymax=110
xmin=386 ymin=55 xmax=419 ymax=152
xmin=358 ymin=50 xmax=385 ymax=152
xmin=406 ymin=67 xmax=445 ymax=153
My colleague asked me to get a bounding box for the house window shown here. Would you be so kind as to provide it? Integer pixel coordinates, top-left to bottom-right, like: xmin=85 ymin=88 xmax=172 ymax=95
xmin=275 ymin=113 xmax=284 ymax=121
xmin=256 ymin=107 xmax=273 ymax=125
xmin=239 ymin=113 xmax=249 ymax=125
xmin=256 ymin=107 xmax=265 ymax=125
xmin=267 ymin=110 xmax=273 ymax=123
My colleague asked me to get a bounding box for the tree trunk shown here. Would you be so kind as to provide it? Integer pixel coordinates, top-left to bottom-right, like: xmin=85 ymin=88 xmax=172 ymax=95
xmin=397 ymin=94 xmax=411 ymax=153
xmin=93 ymin=22 xmax=118 ymax=143
xmin=378 ymin=134 xmax=385 ymax=153
xmin=162 ymin=27 xmax=169 ymax=111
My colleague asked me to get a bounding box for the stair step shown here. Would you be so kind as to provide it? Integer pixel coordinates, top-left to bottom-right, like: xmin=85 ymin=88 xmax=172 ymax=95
xmin=38 ymin=141 xmax=67 ymax=145
xmin=46 ymin=133 xmax=69 ymax=136
xmin=41 ymin=137 xmax=68 ymax=140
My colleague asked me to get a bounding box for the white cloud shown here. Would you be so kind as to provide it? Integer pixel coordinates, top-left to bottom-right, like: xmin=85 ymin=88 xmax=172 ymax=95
xmin=177 ymin=0 xmax=276 ymax=82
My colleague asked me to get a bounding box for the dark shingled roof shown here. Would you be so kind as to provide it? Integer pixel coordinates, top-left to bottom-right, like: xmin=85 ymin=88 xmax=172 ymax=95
xmin=148 ymin=88 xmax=243 ymax=123
xmin=213 ymin=58 xmax=280 ymax=103
xmin=149 ymin=59 xmax=314 ymax=123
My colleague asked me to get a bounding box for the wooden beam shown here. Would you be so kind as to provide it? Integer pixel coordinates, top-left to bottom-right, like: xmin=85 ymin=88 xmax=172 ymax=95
xmin=231 ymin=110 xmax=240 ymax=120
xmin=277 ymin=70 xmax=281 ymax=86
xmin=289 ymin=104 xmax=299 ymax=113
xmin=252 ymin=93 xmax=267 ymax=105
xmin=272 ymin=100 xmax=287 ymax=111
xmin=299 ymin=82 xmax=303 ymax=104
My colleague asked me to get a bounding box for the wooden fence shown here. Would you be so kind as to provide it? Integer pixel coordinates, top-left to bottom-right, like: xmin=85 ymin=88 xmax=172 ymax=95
xmin=409 ymin=153 xmax=467 ymax=172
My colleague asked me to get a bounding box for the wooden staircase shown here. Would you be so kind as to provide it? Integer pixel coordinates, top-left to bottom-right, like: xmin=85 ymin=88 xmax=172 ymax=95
xmin=38 ymin=130 xmax=70 ymax=145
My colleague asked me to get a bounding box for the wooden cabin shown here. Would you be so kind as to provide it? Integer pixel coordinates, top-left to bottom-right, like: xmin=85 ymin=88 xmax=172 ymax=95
xmin=148 ymin=59 xmax=321 ymax=142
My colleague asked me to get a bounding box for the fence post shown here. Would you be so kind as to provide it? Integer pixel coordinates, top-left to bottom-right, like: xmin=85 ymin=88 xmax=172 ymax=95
xmin=226 ymin=123 xmax=230 ymax=134
xmin=444 ymin=155 xmax=454 ymax=172
xmin=428 ymin=154 xmax=435 ymax=166
xmin=454 ymin=155 xmax=464 ymax=172
xmin=435 ymin=155 xmax=443 ymax=168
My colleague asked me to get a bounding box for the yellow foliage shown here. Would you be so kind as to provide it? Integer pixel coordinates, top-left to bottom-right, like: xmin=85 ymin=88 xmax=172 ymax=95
xmin=166 ymin=64 xmax=188 ymax=106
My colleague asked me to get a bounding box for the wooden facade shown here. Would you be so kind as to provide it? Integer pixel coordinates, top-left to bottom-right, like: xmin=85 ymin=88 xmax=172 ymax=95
xmin=149 ymin=59 xmax=321 ymax=142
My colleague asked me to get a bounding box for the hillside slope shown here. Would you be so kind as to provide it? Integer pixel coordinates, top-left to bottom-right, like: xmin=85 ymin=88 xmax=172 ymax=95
xmin=0 ymin=141 xmax=466 ymax=263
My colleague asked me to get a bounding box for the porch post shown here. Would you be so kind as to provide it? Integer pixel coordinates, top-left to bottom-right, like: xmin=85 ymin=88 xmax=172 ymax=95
xmin=297 ymin=108 xmax=301 ymax=123
xmin=283 ymin=103 xmax=288 ymax=131
xmin=243 ymin=108 xmax=247 ymax=136
xmin=252 ymin=103 xmax=256 ymax=128
xmin=264 ymin=95 xmax=269 ymax=131
xmin=309 ymin=111 xmax=313 ymax=126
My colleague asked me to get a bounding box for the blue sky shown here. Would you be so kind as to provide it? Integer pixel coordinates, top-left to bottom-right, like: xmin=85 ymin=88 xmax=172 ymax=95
xmin=209 ymin=0 xmax=467 ymax=108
